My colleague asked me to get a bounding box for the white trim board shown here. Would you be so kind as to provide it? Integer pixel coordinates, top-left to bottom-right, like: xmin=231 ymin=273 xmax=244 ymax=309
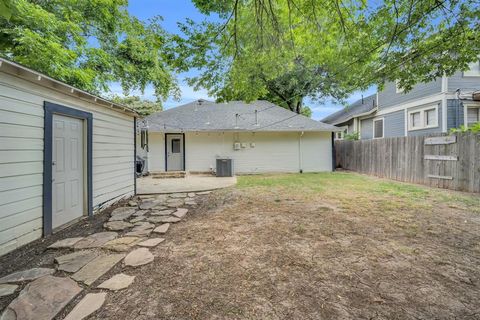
xmin=375 ymin=92 xmax=454 ymax=116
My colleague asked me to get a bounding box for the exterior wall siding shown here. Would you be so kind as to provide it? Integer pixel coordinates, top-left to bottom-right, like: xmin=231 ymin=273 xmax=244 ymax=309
xmin=378 ymin=79 xmax=442 ymax=110
xmin=383 ymin=110 xmax=405 ymax=138
xmin=447 ymin=71 xmax=480 ymax=92
xmin=0 ymin=72 xmax=135 ymax=256
xmin=360 ymin=118 xmax=373 ymax=139
xmin=147 ymin=131 xmax=333 ymax=174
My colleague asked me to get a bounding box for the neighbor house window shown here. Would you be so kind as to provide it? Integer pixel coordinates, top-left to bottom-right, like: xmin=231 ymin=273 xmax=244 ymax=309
xmin=466 ymin=106 xmax=480 ymax=127
xmin=464 ymin=60 xmax=480 ymax=77
xmin=424 ymin=108 xmax=437 ymax=127
xmin=408 ymin=105 xmax=438 ymax=131
xmin=334 ymin=126 xmax=348 ymax=140
xmin=373 ymin=118 xmax=384 ymax=138
xmin=410 ymin=111 xmax=421 ymax=129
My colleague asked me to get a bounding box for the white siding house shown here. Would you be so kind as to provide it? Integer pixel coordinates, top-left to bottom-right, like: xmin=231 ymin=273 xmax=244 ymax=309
xmin=140 ymin=100 xmax=338 ymax=174
xmin=0 ymin=58 xmax=137 ymax=256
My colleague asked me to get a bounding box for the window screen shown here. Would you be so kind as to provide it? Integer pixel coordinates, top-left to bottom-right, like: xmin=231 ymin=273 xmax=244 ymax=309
xmin=467 ymin=107 xmax=479 ymax=125
xmin=171 ymin=139 xmax=181 ymax=153
xmin=425 ymin=109 xmax=437 ymax=126
xmin=374 ymin=119 xmax=383 ymax=138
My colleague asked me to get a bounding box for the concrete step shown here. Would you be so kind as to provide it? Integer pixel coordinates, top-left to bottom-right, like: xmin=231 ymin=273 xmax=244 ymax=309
xmin=150 ymin=171 xmax=187 ymax=179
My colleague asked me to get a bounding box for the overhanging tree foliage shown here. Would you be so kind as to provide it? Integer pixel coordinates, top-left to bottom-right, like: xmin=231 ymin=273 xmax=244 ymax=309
xmin=0 ymin=0 xmax=179 ymax=104
xmin=111 ymin=95 xmax=162 ymax=116
xmin=175 ymin=0 xmax=480 ymax=114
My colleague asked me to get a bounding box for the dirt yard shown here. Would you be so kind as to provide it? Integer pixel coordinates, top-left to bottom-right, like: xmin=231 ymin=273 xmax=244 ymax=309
xmin=88 ymin=172 xmax=480 ymax=319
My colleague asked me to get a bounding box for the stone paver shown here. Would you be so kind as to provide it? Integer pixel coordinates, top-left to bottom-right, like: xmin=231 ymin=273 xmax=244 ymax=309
xmin=0 ymin=284 xmax=18 ymax=297
xmin=64 ymin=292 xmax=106 ymax=320
xmin=185 ymin=200 xmax=197 ymax=206
xmin=130 ymin=216 xmax=146 ymax=223
xmin=138 ymin=238 xmax=165 ymax=247
xmin=197 ymin=191 xmax=212 ymax=195
xmin=72 ymin=253 xmax=125 ymax=285
xmin=132 ymin=210 xmax=148 ymax=217
xmin=187 ymin=192 xmax=196 ymax=197
xmin=153 ymin=223 xmax=170 ymax=234
xmin=0 ymin=276 xmax=82 ymax=320
xmin=98 ymin=273 xmax=135 ymax=291
xmin=139 ymin=200 xmax=163 ymax=210
xmin=172 ymin=208 xmax=188 ymax=218
xmin=132 ymin=221 xmax=155 ymax=230
xmin=148 ymin=216 xmax=181 ymax=224
xmin=124 ymin=229 xmax=153 ymax=237
xmin=109 ymin=211 xmax=135 ymax=222
xmin=48 ymin=237 xmax=83 ymax=249
xmin=74 ymin=232 xmax=117 ymax=249
xmin=170 ymin=193 xmax=188 ymax=198
xmin=124 ymin=248 xmax=154 ymax=267
xmin=166 ymin=199 xmax=184 ymax=208
xmin=55 ymin=250 xmax=99 ymax=273
xmin=103 ymin=237 xmax=142 ymax=252
xmin=104 ymin=221 xmax=133 ymax=231
xmin=150 ymin=209 xmax=174 ymax=216
xmin=0 ymin=268 xmax=54 ymax=284
xmin=111 ymin=207 xmax=137 ymax=216
xmin=128 ymin=200 xmax=138 ymax=207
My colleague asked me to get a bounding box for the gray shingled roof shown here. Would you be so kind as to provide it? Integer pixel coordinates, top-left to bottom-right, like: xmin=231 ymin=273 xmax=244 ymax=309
xmin=322 ymin=94 xmax=377 ymax=125
xmin=145 ymin=100 xmax=340 ymax=132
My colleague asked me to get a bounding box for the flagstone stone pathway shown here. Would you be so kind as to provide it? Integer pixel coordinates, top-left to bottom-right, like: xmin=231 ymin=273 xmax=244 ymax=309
xmin=0 ymin=191 xmax=211 ymax=320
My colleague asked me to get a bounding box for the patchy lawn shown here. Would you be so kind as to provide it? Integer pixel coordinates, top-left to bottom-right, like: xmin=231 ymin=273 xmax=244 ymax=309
xmin=93 ymin=172 xmax=480 ymax=319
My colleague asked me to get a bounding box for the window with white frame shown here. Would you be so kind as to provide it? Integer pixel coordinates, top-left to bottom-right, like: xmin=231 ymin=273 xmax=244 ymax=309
xmin=466 ymin=106 xmax=480 ymax=127
xmin=373 ymin=118 xmax=384 ymax=138
xmin=334 ymin=127 xmax=348 ymax=140
xmin=408 ymin=105 xmax=438 ymax=130
xmin=424 ymin=108 xmax=437 ymax=127
xmin=464 ymin=60 xmax=480 ymax=77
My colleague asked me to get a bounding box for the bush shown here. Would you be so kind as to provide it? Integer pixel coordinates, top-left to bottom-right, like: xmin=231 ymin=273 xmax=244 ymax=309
xmin=344 ymin=132 xmax=360 ymax=140
xmin=449 ymin=122 xmax=480 ymax=134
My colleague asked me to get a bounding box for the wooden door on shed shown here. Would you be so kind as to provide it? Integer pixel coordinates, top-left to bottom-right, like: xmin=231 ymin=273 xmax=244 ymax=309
xmin=52 ymin=114 xmax=84 ymax=229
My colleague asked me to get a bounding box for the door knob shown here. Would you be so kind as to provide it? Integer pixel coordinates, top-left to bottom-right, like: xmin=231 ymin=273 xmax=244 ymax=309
xmin=52 ymin=161 xmax=56 ymax=166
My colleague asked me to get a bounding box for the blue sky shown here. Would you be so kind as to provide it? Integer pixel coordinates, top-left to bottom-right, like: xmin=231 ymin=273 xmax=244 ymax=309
xmin=114 ymin=0 xmax=376 ymax=120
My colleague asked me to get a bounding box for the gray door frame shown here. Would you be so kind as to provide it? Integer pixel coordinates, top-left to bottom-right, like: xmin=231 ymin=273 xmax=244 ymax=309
xmin=43 ymin=101 xmax=93 ymax=236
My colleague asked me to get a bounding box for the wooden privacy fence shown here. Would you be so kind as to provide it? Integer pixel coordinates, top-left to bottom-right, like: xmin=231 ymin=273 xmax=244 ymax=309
xmin=335 ymin=133 xmax=480 ymax=193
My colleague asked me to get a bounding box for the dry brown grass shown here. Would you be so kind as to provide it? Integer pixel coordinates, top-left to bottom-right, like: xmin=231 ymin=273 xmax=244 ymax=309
xmin=94 ymin=173 xmax=480 ymax=319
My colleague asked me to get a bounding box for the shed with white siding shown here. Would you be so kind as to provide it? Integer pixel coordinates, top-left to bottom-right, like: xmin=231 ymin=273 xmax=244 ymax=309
xmin=139 ymin=100 xmax=338 ymax=175
xmin=0 ymin=58 xmax=137 ymax=256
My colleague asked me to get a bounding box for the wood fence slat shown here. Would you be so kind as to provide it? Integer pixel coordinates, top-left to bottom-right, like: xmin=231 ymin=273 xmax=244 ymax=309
xmin=334 ymin=133 xmax=479 ymax=193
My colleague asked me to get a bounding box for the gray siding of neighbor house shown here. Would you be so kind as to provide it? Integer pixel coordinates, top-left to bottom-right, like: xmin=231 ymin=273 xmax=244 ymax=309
xmin=360 ymin=118 xmax=373 ymax=139
xmin=406 ymin=103 xmax=443 ymax=136
xmin=447 ymin=99 xmax=464 ymax=130
xmin=378 ymin=79 xmax=442 ymax=110
xmin=448 ymin=71 xmax=480 ymax=92
xmin=383 ymin=110 xmax=405 ymax=138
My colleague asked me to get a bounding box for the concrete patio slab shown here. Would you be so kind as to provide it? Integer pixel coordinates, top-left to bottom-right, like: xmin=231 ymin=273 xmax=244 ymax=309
xmin=137 ymin=175 xmax=236 ymax=194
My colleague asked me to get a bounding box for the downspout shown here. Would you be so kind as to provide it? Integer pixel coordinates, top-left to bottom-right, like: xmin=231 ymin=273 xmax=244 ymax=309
xmin=134 ymin=117 xmax=137 ymax=195
xmin=331 ymin=132 xmax=336 ymax=171
xmin=298 ymin=131 xmax=304 ymax=173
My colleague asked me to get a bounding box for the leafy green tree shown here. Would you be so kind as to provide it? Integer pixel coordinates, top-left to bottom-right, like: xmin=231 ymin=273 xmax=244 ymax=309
xmin=176 ymin=0 xmax=480 ymax=111
xmin=111 ymin=95 xmax=162 ymax=117
xmin=0 ymin=0 xmax=179 ymax=103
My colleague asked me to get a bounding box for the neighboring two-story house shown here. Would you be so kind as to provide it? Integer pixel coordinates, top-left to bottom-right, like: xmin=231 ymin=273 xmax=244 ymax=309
xmin=323 ymin=61 xmax=480 ymax=139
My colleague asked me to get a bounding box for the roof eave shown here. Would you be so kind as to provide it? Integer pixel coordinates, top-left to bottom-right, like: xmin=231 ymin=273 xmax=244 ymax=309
xmin=0 ymin=58 xmax=138 ymax=116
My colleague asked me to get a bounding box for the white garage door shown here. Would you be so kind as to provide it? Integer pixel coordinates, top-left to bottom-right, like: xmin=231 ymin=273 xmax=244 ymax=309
xmin=52 ymin=114 xmax=84 ymax=228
